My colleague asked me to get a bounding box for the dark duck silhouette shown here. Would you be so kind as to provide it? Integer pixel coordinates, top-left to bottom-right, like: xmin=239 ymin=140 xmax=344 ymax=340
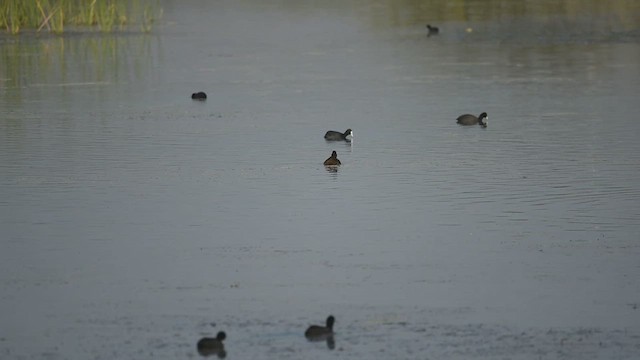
xmin=324 ymin=129 xmax=353 ymax=142
xmin=456 ymin=112 xmax=488 ymax=127
xmin=323 ymin=151 xmax=341 ymax=166
xmin=191 ymin=92 xmax=207 ymax=100
xmin=305 ymin=316 xmax=335 ymax=349
xmin=426 ymin=24 xmax=439 ymax=36
xmin=197 ymin=331 xmax=226 ymax=358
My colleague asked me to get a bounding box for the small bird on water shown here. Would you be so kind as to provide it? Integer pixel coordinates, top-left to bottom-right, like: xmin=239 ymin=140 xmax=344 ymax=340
xmin=197 ymin=331 xmax=227 ymax=358
xmin=456 ymin=112 xmax=488 ymax=127
xmin=305 ymin=315 xmax=335 ymax=338
xmin=323 ymin=151 xmax=341 ymax=166
xmin=426 ymin=24 xmax=439 ymax=36
xmin=324 ymin=129 xmax=353 ymax=142
xmin=191 ymin=91 xmax=207 ymax=100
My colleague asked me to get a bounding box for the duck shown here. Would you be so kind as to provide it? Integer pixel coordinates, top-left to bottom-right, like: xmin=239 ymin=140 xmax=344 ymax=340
xmin=323 ymin=151 xmax=341 ymax=166
xmin=324 ymin=129 xmax=353 ymax=142
xmin=305 ymin=315 xmax=335 ymax=339
xmin=197 ymin=331 xmax=226 ymax=358
xmin=456 ymin=112 xmax=488 ymax=127
xmin=191 ymin=91 xmax=207 ymax=100
xmin=426 ymin=24 xmax=439 ymax=36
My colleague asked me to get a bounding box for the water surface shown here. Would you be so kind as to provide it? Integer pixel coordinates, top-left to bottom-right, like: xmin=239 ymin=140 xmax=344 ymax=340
xmin=1 ymin=0 xmax=640 ymax=359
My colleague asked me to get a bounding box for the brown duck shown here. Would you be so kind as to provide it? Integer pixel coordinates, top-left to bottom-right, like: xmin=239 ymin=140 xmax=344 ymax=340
xmin=323 ymin=151 xmax=341 ymax=166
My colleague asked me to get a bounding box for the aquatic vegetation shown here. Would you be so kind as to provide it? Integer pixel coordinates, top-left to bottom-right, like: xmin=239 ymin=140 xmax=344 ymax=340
xmin=0 ymin=0 xmax=161 ymax=34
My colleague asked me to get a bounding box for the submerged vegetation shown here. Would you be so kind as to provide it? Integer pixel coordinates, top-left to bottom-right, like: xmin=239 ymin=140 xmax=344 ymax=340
xmin=0 ymin=0 xmax=162 ymax=34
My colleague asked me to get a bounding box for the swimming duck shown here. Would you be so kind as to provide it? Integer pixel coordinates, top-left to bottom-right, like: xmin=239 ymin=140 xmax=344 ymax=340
xmin=456 ymin=112 xmax=488 ymax=127
xmin=323 ymin=151 xmax=341 ymax=166
xmin=305 ymin=315 xmax=335 ymax=339
xmin=426 ymin=24 xmax=439 ymax=36
xmin=191 ymin=92 xmax=207 ymax=100
xmin=197 ymin=331 xmax=226 ymax=358
xmin=324 ymin=129 xmax=353 ymax=142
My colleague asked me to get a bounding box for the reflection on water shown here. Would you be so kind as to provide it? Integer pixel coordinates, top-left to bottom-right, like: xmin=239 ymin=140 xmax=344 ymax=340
xmin=1 ymin=0 xmax=640 ymax=359
xmin=0 ymin=33 xmax=160 ymax=98
xmin=305 ymin=334 xmax=335 ymax=350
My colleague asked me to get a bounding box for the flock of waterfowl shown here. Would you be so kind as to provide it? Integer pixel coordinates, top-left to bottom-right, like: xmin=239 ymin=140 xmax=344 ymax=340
xmin=190 ymin=24 xmax=487 ymax=170
xmin=191 ymin=90 xmax=486 ymax=170
xmin=187 ymin=25 xmax=488 ymax=358
xmin=197 ymin=315 xmax=335 ymax=358
xmin=320 ymin=110 xmax=487 ymax=168
xmin=322 ymin=129 xmax=352 ymax=167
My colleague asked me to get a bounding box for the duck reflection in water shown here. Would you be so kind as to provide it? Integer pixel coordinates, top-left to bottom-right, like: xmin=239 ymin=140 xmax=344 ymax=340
xmin=304 ymin=315 xmax=336 ymax=350
xmin=197 ymin=331 xmax=227 ymax=358
xmin=325 ymin=165 xmax=339 ymax=173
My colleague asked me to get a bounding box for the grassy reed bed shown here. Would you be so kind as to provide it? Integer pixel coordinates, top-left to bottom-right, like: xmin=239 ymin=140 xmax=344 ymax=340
xmin=0 ymin=0 xmax=161 ymax=34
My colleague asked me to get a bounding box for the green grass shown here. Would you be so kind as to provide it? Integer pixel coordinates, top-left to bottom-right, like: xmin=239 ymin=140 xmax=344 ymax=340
xmin=0 ymin=0 xmax=161 ymax=34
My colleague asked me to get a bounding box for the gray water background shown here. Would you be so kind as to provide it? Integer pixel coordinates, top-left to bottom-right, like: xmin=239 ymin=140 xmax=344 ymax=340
xmin=1 ymin=0 xmax=640 ymax=358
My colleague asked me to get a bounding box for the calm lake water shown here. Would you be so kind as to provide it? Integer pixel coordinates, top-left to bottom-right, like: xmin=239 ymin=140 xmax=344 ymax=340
xmin=2 ymin=0 xmax=640 ymax=359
